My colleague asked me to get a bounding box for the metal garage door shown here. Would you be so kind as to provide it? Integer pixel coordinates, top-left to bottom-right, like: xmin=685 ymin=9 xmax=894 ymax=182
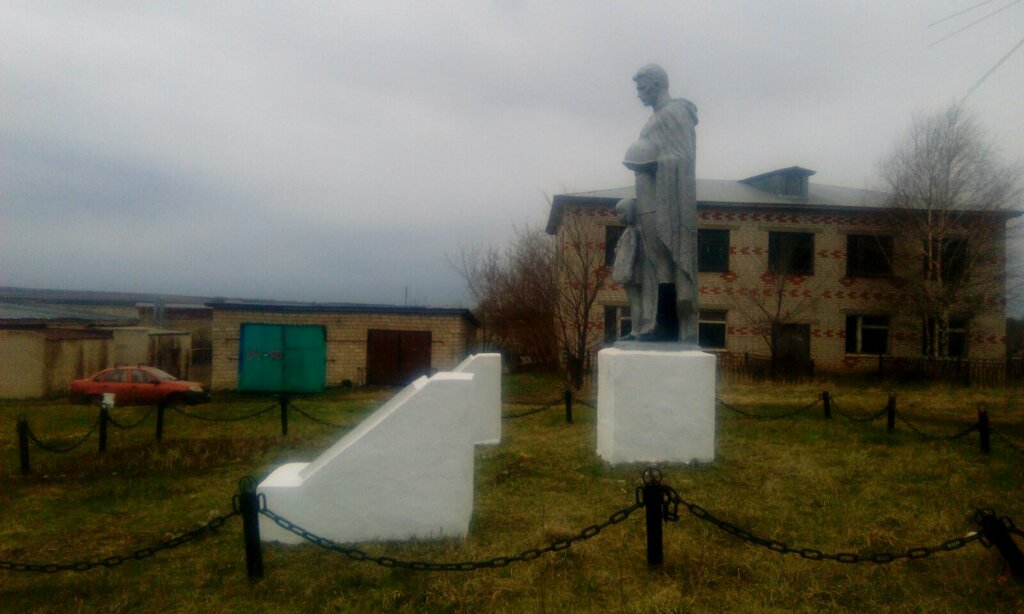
xmin=366 ymin=329 xmax=432 ymax=386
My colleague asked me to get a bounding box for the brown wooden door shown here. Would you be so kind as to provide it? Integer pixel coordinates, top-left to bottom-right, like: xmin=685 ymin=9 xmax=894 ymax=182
xmin=366 ymin=330 xmax=432 ymax=385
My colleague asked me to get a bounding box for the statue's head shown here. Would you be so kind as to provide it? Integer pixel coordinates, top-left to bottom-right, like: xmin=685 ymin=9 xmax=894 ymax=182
xmin=633 ymin=64 xmax=669 ymax=108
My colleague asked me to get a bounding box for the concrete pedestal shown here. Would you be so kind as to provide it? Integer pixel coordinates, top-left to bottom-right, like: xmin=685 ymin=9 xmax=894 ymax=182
xmin=258 ymin=371 xmax=477 ymax=544
xmin=597 ymin=347 xmax=716 ymax=464
xmin=453 ymin=353 xmax=502 ymax=445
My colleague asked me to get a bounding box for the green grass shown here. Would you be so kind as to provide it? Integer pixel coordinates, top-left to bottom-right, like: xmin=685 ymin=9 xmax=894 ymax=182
xmin=1 ymin=376 xmax=1023 ymax=612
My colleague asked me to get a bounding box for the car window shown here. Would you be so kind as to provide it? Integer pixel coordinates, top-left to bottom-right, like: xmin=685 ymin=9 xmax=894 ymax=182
xmin=98 ymin=369 xmax=128 ymax=383
xmin=132 ymin=369 xmax=158 ymax=384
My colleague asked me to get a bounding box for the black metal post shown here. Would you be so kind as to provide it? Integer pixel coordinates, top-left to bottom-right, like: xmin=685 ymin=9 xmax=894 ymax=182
xmin=98 ymin=407 xmax=109 ymax=454
xmin=822 ymin=391 xmax=831 ymax=420
xmin=978 ymin=409 xmax=991 ymax=455
xmin=644 ymin=481 xmax=664 ymax=567
xmin=17 ymin=415 xmax=30 ymax=475
xmin=239 ymin=478 xmax=264 ymax=580
xmin=156 ymin=401 xmax=165 ymax=442
xmin=280 ymin=396 xmax=289 ymax=437
xmin=564 ymin=390 xmax=573 ymax=424
xmin=977 ymin=511 xmax=1024 ymax=580
xmin=886 ymin=393 xmax=896 ymax=433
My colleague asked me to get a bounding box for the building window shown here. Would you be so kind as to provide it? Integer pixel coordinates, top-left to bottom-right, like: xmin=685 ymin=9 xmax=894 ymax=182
xmin=604 ymin=225 xmax=624 ymax=267
xmin=846 ymin=235 xmax=892 ymax=277
xmin=845 ymin=315 xmax=889 ymax=354
xmin=698 ymin=310 xmax=727 ymax=349
xmin=925 ymin=238 xmax=968 ymax=282
xmin=698 ymin=229 xmax=730 ymax=272
xmin=604 ymin=305 xmax=632 ymax=343
xmin=769 ymin=232 xmax=814 ymax=275
xmin=922 ymin=317 xmax=968 ymax=358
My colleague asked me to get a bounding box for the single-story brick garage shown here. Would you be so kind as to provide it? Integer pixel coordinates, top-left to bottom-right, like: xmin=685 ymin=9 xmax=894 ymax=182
xmin=209 ymin=302 xmax=479 ymax=391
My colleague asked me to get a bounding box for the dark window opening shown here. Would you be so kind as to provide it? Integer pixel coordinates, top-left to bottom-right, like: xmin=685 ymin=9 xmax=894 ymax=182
xmin=769 ymin=232 xmax=814 ymax=275
xmin=846 ymin=235 xmax=893 ymax=277
xmin=604 ymin=225 xmax=625 ymax=267
xmin=922 ymin=317 xmax=968 ymax=358
xmin=925 ymin=238 xmax=968 ymax=282
xmin=698 ymin=229 xmax=730 ymax=272
xmin=604 ymin=305 xmax=632 ymax=343
xmin=698 ymin=309 xmax=727 ymax=349
xmin=845 ymin=315 xmax=889 ymax=354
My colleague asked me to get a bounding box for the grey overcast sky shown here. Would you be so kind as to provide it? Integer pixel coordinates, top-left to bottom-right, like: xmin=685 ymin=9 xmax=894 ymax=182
xmin=2 ymin=1 xmax=1022 ymax=307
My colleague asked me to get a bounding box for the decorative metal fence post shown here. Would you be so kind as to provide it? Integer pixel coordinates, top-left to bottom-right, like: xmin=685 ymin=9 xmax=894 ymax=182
xmin=17 ymin=415 xmax=30 ymax=475
xmin=978 ymin=408 xmax=991 ymax=455
xmin=98 ymin=407 xmax=109 ymax=454
xmin=643 ymin=476 xmax=664 ymax=567
xmin=821 ymin=391 xmax=831 ymax=420
xmin=886 ymin=393 xmax=896 ymax=433
xmin=156 ymin=401 xmax=166 ymax=442
xmin=280 ymin=396 xmax=290 ymax=437
xmin=564 ymin=390 xmax=573 ymax=424
xmin=238 ymin=477 xmax=264 ymax=580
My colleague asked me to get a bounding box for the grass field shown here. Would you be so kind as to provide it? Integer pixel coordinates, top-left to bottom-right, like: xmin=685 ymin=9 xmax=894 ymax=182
xmin=1 ymin=372 xmax=1023 ymax=612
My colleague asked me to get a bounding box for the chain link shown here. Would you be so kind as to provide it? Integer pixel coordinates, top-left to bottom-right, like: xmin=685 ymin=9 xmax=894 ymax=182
xmin=0 ymin=510 xmax=239 ymax=573
xmin=106 ymin=407 xmax=156 ymax=430
xmin=171 ymin=402 xmax=279 ymax=422
xmin=895 ymin=412 xmax=979 ymax=441
xmin=661 ymin=485 xmax=982 ymax=564
xmin=832 ymin=401 xmax=888 ymax=423
xmin=288 ymin=403 xmax=346 ymax=427
xmin=259 ymin=498 xmax=643 ymax=571
xmin=993 ymin=432 xmax=1024 ymax=453
xmin=25 ymin=418 xmax=100 ymax=454
xmin=716 ymin=396 xmax=821 ymax=420
xmin=502 ymin=398 xmax=562 ymax=420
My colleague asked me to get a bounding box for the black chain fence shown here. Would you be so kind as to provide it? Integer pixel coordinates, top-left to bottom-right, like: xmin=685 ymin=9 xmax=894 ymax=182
xmin=106 ymin=407 xmax=156 ymax=430
xmin=501 ymin=398 xmax=562 ymax=420
xmin=832 ymin=400 xmax=889 ymax=423
xmin=24 ymin=415 xmax=100 ymax=453
xmin=170 ymin=402 xmax=279 ymax=422
xmin=287 ymin=402 xmax=347 ymax=428
xmin=716 ymin=396 xmax=822 ymax=420
xmin=259 ymin=495 xmax=643 ymax=571
xmin=0 ymin=510 xmax=238 ymax=573
xmin=1 ymin=470 xmax=1022 ymax=579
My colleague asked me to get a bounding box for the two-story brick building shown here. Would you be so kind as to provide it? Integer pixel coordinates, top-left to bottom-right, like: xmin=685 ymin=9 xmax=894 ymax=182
xmin=546 ymin=166 xmax=1015 ymax=373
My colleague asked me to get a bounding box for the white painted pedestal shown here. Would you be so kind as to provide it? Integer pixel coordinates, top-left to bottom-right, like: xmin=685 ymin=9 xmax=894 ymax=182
xmin=596 ymin=347 xmax=716 ymax=465
xmin=258 ymin=371 xmax=477 ymax=544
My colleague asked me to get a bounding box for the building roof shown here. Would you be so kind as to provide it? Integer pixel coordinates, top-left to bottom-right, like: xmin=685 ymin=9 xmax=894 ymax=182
xmin=0 ymin=301 xmax=129 ymax=325
xmin=208 ymin=301 xmax=480 ymax=326
xmin=547 ymin=169 xmax=890 ymax=234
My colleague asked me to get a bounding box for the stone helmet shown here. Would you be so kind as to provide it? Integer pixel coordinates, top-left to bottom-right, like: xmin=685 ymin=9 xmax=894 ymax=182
xmin=623 ymin=138 xmax=658 ymax=171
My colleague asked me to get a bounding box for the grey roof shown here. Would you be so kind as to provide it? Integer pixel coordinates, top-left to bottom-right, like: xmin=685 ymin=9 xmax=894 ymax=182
xmin=0 ymin=301 xmax=128 ymax=323
xmin=208 ymin=301 xmax=480 ymax=326
xmin=546 ymin=171 xmax=890 ymax=234
xmin=560 ymin=178 xmax=887 ymax=207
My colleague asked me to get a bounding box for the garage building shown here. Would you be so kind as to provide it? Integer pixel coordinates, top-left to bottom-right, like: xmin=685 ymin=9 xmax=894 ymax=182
xmin=209 ymin=302 xmax=479 ymax=390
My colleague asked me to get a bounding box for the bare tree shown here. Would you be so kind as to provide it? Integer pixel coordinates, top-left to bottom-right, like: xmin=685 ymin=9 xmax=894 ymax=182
xmin=880 ymin=105 xmax=1021 ymax=357
xmin=449 ymin=226 xmax=559 ymax=368
xmin=739 ymin=253 xmax=821 ymax=377
xmin=551 ymin=212 xmax=612 ymax=389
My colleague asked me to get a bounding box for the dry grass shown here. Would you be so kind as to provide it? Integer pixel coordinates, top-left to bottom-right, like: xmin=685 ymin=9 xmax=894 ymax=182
xmin=1 ymin=375 xmax=1022 ymax=612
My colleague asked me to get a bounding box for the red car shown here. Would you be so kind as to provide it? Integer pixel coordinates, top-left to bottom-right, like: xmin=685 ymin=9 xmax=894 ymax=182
xmin=70 ymin=366 xmax=210 ymax=406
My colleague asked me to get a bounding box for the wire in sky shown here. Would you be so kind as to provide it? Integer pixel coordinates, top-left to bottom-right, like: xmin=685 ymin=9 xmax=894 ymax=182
xmin=928 ymin=0 xmax=998 ymax=28
xmin=930 ymin=0 xmax=1022 ymax=46
xmin=962 ymin=35 xmax=1024 ymax=101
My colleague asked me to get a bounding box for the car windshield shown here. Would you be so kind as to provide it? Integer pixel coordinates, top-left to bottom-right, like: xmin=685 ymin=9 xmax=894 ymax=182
xmin=146 ymin=367 xmax=179 ymax=381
